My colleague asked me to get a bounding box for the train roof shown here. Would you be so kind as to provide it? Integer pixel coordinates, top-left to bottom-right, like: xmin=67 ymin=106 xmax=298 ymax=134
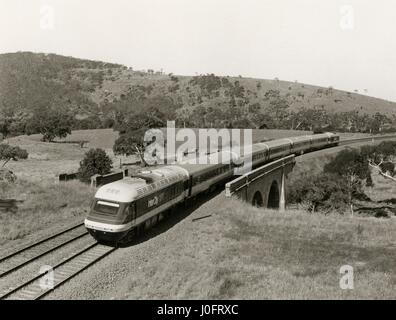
xmin=95 ymin=166 xmax=188 ymax=202
xmin=175 ymin=163 xmax=225 ymax=175
xmin=238 ymin=133 xmax=339 ymax=155
xmin=178 ymin=149 xmax=241 ymax=166
xmin=288 ymin=135 xmax=312 ymax=142
xmin=260 ymin=138 xmax=294 ymax=147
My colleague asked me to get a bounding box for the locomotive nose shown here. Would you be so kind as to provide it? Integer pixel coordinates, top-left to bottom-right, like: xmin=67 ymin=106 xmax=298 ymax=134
xmin=86 ymin=227 xmax=128 ymax=243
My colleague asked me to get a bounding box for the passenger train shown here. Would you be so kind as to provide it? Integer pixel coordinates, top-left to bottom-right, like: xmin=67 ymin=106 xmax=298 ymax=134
xmin=84 ymin=132 xmax=340 ymax=243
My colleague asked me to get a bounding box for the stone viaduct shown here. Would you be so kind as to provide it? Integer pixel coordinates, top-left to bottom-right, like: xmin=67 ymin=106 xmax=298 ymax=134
xmin=225 ymin=155 xmax=296 ymax=210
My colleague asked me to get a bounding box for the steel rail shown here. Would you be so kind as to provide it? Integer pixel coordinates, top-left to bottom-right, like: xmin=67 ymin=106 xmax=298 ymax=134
xmin=0 ymin=242 xmax=116 ymax=300
xmin=0 ymin=222 xmax=84 ymax=263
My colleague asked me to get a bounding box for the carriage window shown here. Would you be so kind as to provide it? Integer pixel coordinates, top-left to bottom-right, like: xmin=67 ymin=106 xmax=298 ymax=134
xmin=94 ymin=200 xmax=119 ymax=215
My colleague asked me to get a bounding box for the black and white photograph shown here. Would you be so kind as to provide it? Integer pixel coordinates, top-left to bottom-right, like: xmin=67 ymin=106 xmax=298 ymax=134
xmin=0 ymin=0 xmax=395 ymax=307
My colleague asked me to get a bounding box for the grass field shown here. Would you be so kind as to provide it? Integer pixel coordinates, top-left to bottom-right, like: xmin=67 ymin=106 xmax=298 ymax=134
xmin=0 ymin=179 xmax=93 ymax=246
xmin=0 ymin=130 xmax=118 ymax=247
xmin=111 ymin=197 xmax=395 ymax=299
xmin=25 ymin=129 xmax=119 ymax=150
xmin=6 ymin=129 xmax=126 ymax=182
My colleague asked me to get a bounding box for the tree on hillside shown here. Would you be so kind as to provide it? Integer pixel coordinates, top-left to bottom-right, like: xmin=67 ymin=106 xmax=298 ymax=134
xmin=175 ymin=107 xmax=194 ymax=128
xmin=26 ymin=107 xmax=74 ymax=142
xmin=170 ymin=75 xmax=179 ymax=83
xmin=0 ymin=111 xmax=31 ymax=139
xmin=0 ymin=116 xmax=11 ymax=140
xmin=288 ymin=172 xmax=349 ymax=213
xmin=369 ymin=112 xmax=390 ymax=134
xmin=363 ymin=141 xmax=396 ymax=181
xmin=117 ymin=108 xmax=165 ymax=134
xmin=290 ymin=107 xmax=328 ymax=131
xmin=264 ymin=89 xmax=281 ymax=100
xmin=0 ymin=144 xmax=28 ymax=168
xmin=288 ymin=146 xmax=381 ymax=215
xmin=113 ymin=127 xmax=165 ymax=166
xmin=113 ymin=128 xmax=149 ymax=166
xmin=73 ymin=115 xmax=102 ymax=130
xmin=78 ymin=148 xmax=112 ymax=183
xmin=110 ymin=95 xmax=176 ymax=131
xmin=189 ymin=74 xmax=222 ymax=96
xmin=324 ymin=149 xmax=370 ymax=215
xmin=113 ymin=109 xmax=166 ymax=166
xmin=264 ymin=98 xmax=290 ymax=128
xmin=7 ymin=112 xmax=30 ymax=136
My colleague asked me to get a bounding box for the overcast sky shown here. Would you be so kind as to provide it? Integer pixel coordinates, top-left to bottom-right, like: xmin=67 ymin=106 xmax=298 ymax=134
xmin=1 ymin=0 xmax=395 ymax=101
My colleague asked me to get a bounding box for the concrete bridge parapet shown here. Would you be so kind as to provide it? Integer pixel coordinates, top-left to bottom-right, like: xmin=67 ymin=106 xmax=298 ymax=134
xmin=225 ymin=155 xmax=296 ymax=210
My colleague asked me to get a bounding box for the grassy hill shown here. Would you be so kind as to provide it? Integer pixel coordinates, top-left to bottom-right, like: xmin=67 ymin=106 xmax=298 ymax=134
xmin=114 ymin=197 xmax=395 ymax=299
xmin=1 ymin=51 xmax=396 ymax=123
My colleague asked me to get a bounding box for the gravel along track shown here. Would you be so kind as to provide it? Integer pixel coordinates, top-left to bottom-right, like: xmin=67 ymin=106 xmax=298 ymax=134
xmin=1 ymin=242 xmax=115 ymax=300
xmin=0 ymin=223 xmax=87 ymax=277
xmin=0 ymin=223 xmax=116 ymax=300
xmin=0 ymin=233 xmax=95 ymax=298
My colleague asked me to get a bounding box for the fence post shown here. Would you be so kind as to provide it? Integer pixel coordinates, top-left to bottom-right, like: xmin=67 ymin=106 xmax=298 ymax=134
xmin=91 ymin=174 xmax=99 ymax=188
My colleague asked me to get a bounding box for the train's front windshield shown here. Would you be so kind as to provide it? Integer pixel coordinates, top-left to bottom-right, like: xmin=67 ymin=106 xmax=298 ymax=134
xmin=94 ymin=200 xmax=120 ymax=215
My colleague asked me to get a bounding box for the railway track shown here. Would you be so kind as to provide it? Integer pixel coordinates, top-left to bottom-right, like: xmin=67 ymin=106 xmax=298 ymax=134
xmin=0 ymin=242 xmax=115 ymax=300
xmin=339 ymin=134 xmax=396 ymax=146
xmin=0 ymin=223 xmax=87 ymax=278
xmin=0 ymin=223 xmax=117 ymax=300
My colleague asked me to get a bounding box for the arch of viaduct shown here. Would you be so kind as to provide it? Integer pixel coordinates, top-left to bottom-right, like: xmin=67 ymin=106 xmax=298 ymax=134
xmin=225 ymin=155 xmax=296 ymax=210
